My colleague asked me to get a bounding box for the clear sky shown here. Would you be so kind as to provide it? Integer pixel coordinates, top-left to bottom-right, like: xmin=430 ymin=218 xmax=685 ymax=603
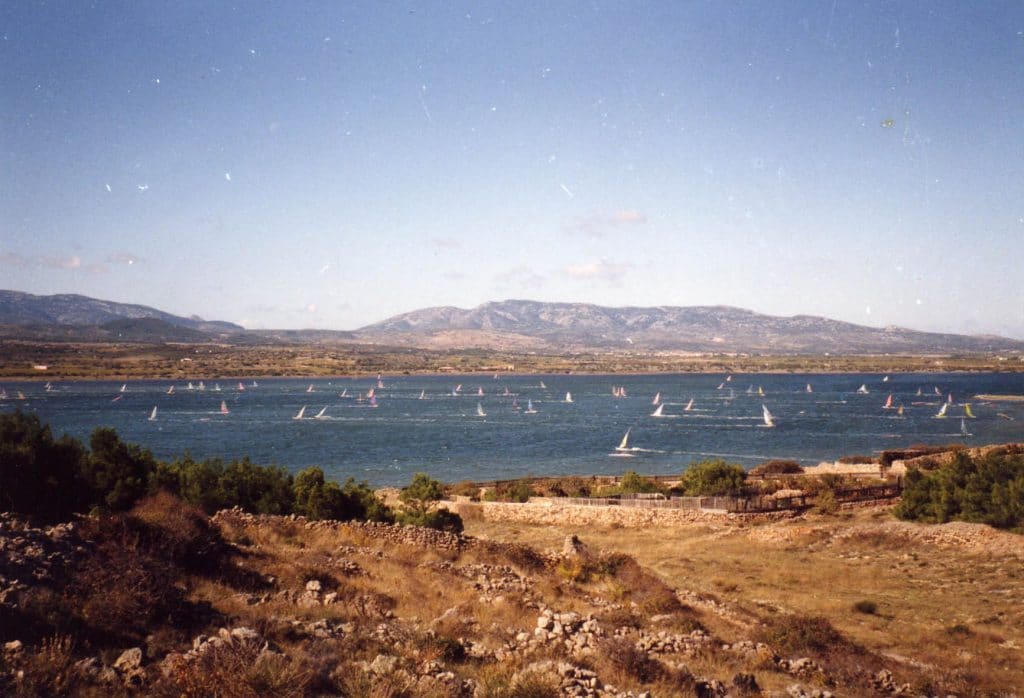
xmin=2 ymin=2 xmax=1023 ymax=336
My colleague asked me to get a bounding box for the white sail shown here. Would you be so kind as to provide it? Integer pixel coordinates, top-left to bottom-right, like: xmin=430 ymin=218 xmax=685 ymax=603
xmin=306 ymin=384 xmax=314 ymax=393
xmin=857 ymin=384 xmax=869 ymax=394
xmin=616 ymin=429 xmax=631 ymax=451
xmin=120 ymin=383 xmax=127 ymax=392
xmin=219 ymin=400 xmax=229 ymax=414
xmin=419 ymin=389 xmax=425 ymax=400
xmin=539 ymin=381 xmax=547 ymax=389
xmin=806 ymin=383 xmax=813 ymax=393
xmin=198 ymin=381 xmax=205 ymax=391
xmin=961 ymin=418 xmax=970 ymax=436
xmin=726 ymin=375 xmax=732 ymax=382
xmin=478 ymin=387 xmax=484 ymax=396
xmin=565 ymin=392 xmax=573 ymax=403
xmin=476 ymin=402 xmax=486 ymax=417
xmin=684 ymin=398 xmax=694 ymax=412
xmin=717 ymin=382 xmax=725 ymax=390
xmin=238 ymin=382 xmax=246 ymax=391
xmin=315 ymin=406 xmax=327 ymax=419
xmin=525 ymin=399 xmax=537 ymax=414
xmin=762 ymin=404 xmax=775 ymax=428
xmin=883 ymin=375 xmax=890 ymax=382
xmin=651 ymin=403 xmax=664 ymax=417
xmin=148 ymin=406 xmax=157 ymax=421
xmin=167 ymin=385 xmax=174 ymax=394
xmin=652 ymin=392 xmax=661 ymax=405
xmin=213 ymin=383 xmax=221 ymax=391
xmin=187 ymin=382 xmax=194 ymax=390
xmin=293 ymin=405 xmax=306 ymax=420
xmin=340 ymin=388 xmax=348 ymax=398
xmin=935 ymin=402 xmax=948 ymax=418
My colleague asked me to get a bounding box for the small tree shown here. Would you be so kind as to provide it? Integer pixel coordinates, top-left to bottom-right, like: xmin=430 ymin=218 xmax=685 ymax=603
xmin=400 ymin=472 xmax=444 ymax=517
xmin=678 ymin=459 xmax=747 ymax=496
xmin=399 ymin=472 xmax=462 ymax=532
xmin=81 ymin=427 xmax=156 ymax=512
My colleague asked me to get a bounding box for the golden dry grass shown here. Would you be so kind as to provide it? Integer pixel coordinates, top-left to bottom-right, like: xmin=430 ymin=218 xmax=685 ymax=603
xmin=465 ymin=505 xmax=1024 ymax=693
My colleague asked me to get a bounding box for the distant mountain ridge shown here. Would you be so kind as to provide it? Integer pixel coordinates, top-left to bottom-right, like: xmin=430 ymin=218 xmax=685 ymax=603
xmin=2 ymin=291 xmax=1021 ymax=354
xmin=356 ymin=299 xmax=1024 ymax=354
xmin=0 ymin=290 xmax=243 ymax=335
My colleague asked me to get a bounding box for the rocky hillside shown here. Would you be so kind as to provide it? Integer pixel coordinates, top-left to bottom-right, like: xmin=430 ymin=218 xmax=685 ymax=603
xmin=1 ymin=495 xmax=956 ymax=696
xmin=0 ymin=290 xmax=242 ymax=336
xmin=357 ymin=299 xmax=1024 ymax=354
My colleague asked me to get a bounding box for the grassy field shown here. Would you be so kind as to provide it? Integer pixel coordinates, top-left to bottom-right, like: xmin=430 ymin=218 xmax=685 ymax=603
xmin=2 ymin=339 xmax=1022 ymax=379
xmin=465 ymin=505 xmax=1024 ymax=693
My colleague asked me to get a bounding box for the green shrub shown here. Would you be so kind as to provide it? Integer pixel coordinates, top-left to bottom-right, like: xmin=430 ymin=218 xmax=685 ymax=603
xmin=677 ymin=459 xmax=747 ymax=496
xmin=79 ymin=427 xmax=157 ymax=513
xmin=0 ymin=411 xmax=86 ymax=522
xmin=398 ymin=506 xmax=464 ymax=533
xmin=895 ymin=450 xmax=1024 ymax=529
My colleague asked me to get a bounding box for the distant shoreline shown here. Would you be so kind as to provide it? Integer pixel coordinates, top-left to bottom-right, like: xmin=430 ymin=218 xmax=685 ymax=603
xmin=1 ymin=339 xmax=1022 ymax=380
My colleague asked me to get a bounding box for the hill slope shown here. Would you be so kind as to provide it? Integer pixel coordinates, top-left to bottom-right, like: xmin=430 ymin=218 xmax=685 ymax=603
xmin=357 ymin=299 xmax=1024 ymax=354
xmin=0 ymin=290 xmax=242 ymax=336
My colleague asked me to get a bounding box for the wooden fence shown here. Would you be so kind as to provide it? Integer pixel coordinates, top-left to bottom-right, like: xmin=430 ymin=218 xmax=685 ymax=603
xmin=558 ymin=483 xmax=901 ymax=514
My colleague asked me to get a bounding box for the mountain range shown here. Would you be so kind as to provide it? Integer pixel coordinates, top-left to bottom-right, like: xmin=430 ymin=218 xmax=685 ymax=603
xmin=1 ymin=291 xmax=1022 ymax=355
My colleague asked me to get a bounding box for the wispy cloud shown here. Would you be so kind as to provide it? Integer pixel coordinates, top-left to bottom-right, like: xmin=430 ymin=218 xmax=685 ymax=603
xmin=431 ymin=237 xmax=461 ymax=250
xmin=2 ymin=252 xmax=113 ymax=274
xmin=569 ymin=210 xmax=647 ymax=238
xmin=495 ymin=265 xmax=547 ymax=288
xmin=106 ymin=252 xmax=142 ymax=266
xmin=39 ymin=255 xmax=81 ymax=270
xmin=0 ymin=252 xmax=27 ymax=268
xmin=564 ymin=259 xmax=633 ymax=284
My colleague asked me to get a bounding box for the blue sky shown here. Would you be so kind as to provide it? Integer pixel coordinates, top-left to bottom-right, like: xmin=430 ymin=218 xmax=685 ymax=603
xmin=2 ymin=1 xmax=1023 ymax=336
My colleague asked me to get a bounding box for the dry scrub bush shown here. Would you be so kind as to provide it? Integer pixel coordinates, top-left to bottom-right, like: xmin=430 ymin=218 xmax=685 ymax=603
xmin=152 ymin=641 xmax=312 ymax=698
xmin=2 ymin=635 xmax=83 ymax=698
xmin=598 ymin=637 xmax=668 ymax=684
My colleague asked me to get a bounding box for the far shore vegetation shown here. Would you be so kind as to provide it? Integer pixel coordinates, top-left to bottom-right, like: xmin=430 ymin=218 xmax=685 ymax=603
xmin=2 ymin=339 xmax=1022 ymax=380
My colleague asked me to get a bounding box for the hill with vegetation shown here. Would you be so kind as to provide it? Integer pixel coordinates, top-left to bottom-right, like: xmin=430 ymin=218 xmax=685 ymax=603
xmin=357 ymin=299 xmax=1024 ymax=354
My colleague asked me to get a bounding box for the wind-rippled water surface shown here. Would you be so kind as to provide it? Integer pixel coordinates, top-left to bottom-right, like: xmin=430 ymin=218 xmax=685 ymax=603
xmin=5 ymin=373 xmax=1024 ymax=486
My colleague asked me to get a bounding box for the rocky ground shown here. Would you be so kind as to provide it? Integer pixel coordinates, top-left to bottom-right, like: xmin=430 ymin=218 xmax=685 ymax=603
xmin=3 ymin=496 xmax=995 ymax=697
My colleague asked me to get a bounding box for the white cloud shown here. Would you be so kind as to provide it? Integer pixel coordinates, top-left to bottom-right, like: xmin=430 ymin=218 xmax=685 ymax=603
xmin=431 ymin=237 xmax=461 ymax=250
xmin=569 ymin=210 xmax=647 ymax=237
xmin=565 ymin=259 xmax=633 ymax=284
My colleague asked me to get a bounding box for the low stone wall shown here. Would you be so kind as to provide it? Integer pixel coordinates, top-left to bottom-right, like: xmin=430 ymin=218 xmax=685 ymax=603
xmin=455 ymin=499 xmax=796 ymax=528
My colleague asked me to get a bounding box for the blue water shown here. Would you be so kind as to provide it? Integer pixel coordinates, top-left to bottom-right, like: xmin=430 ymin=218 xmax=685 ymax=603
xmin=4 ymin=373 xmax=1024 ymax=486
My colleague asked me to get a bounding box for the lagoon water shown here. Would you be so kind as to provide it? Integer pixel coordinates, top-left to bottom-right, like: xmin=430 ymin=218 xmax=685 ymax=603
xmin=5 ymin=373 xmax=1024 ymax=486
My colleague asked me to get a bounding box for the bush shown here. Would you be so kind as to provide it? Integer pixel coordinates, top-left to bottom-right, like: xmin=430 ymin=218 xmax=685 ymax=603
xmin=398 ymin=506 xmax=464 ymax=533
xmin=0 ymin=411 xmax=86 ymax=522
xmin=750 ymin=460 xmax=804 ymax=476
xmin=541 ymin=476 xmax=592 ymax=497
xmin=488 ymin=479 xmax=534 ymax=502
xmin=80 ymin=427 xmax=157 ymax=513
xmin=895 ymin=450 xmax=1024 ymax=529
xmin=449 ymin=480 xmax=482 ymax=500
xmin=619 ymin=470 xmax=666 ymax=495
xmin=837 ymin=454 xmax=877 ymax=465
xmin=757 ymin=615 xmax=845 ymax=656
xmin=600 ymin=637 xmax=667 ymax=683
xmin=852 ymin=600 xmax=878 ymax=615
xmin=677 ymin=459 xmax=747 ymax=496
xmin=152 ymin=456 xmax=295 ymax=515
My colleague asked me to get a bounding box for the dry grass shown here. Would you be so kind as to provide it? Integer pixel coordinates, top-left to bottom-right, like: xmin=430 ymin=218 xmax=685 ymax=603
xmin=465 ymin=505 xmax=1024 ymax=693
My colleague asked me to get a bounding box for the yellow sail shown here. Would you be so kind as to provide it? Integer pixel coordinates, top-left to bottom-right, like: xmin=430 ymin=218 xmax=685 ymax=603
xmin=964 ymin=404 xmax=975 ymax=418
